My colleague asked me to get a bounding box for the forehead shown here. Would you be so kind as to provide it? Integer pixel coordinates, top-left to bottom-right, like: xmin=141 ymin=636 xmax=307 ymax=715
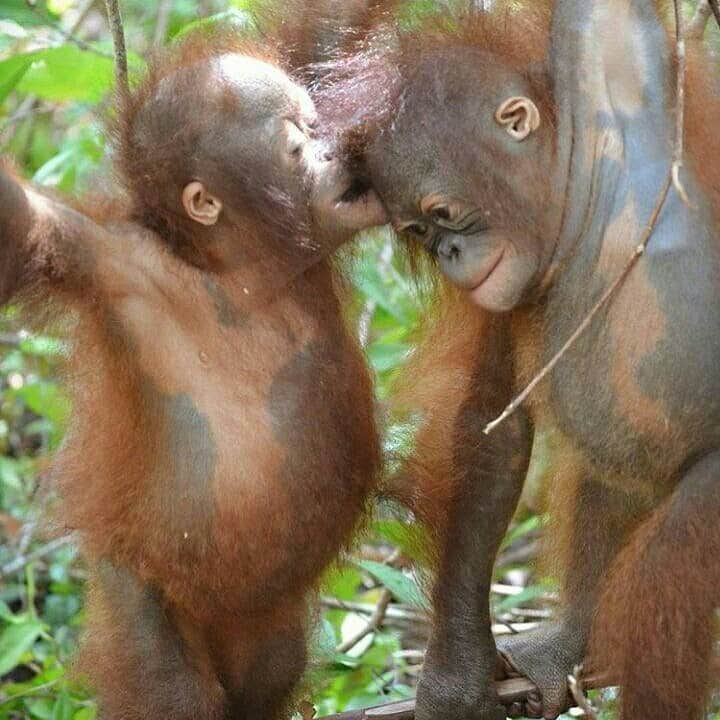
xmin=211 ymin=54 xmax=314 ymax=120
xmin=363 ymin=49 xmax=522 ymax=210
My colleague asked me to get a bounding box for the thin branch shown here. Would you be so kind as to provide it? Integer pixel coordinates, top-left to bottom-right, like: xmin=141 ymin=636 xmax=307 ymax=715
xmin=568 ymin=665 xmax=600 ymax=719
xmin=484 ymin=1 xmax=688 ymax=436
xmin=336 ymin=589 xmax=393 ymax=654
xmin=321 ymin=597 xmax=429 ymax=624
xmin=0 ymin=535 xmax=75 ymax=578
xmin=687 ymin=0 xmax=713 ymax=38
xmin=65 ymin=0 xmax=98 ymax=36
xmin=25 ymin=2 xmax=114 ymax=60
xmin=484 ymin=182 xmax=668 ymax=435
xmin=103 ymin=0 xmax=129 ymax=93
xmin=154 ymin=0 xmax=173 ymax=46
xmin=672 ymin=0 xmax=692 ymax=205
xmin=709 ymin=0 xmax=720 ymax=28
xmin=0 ymin=332 xmax=24 ymax=347
xmin=318 ymin=672 xmax=610 ymax=720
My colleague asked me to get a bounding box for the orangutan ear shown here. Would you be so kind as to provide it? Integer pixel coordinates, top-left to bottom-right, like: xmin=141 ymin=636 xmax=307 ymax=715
xmin=495 ymin=96 xmax=541 ymax=141
xmin=182 ymin=181 xmax=223 ymax=226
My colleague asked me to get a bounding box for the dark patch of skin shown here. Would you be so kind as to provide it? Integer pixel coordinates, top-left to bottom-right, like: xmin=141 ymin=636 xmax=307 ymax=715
xmin=96 ymin=561 xmax=182 ymax=661
xmin=202 ymin=276 xmax=249 ymax=328
xmin=224 ymin=627 xmax=307 ymax=720
xmin=264 ymin=334 xmax=373 ymax=594
xmin=93 ymin=560 xmax=219 ymax=717
xmin=141 ymin=378 xmax=218 ymax=549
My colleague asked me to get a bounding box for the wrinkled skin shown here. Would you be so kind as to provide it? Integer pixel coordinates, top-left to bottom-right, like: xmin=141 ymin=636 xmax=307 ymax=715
xmin=355 ymin=1 xmax=720 ymax=719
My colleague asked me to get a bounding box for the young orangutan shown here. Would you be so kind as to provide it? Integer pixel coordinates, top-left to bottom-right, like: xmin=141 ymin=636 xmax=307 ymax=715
xmin=0 ymin=31 xmax=386 ymax=720
xmin=321 ymin=0 xmax=720 ymax=718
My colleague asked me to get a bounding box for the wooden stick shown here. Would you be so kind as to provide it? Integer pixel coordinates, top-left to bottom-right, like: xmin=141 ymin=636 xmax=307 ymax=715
xmin=483 ymin=174 xmax=672 ymax=436
xmin=103 ymin=0 xmax=128 ymax=93
xmin=318 ymin=673 xmax=609 ymax=720
xmin=709 ymin=0 xmax=720 ymax=28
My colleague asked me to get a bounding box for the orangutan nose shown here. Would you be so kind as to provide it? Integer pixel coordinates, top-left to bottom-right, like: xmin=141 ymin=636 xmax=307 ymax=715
xmin=437 ymin=234 xmax=464 ymax=262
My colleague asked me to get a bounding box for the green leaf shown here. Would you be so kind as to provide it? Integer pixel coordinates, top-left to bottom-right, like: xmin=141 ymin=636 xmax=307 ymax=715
xmin=0 ymin=456 xmax=23 ymax=490
xmin=17 ymin=46 xmax=115 ymax=103
xmin=312 ymin=618 xmax=337 ymax=660
xmin=501 ymin=514 xmax=542 ymax=549
xmin=18 ymin=335 xmax=67 ymax=357
xmin=0 ymin=54 xmax=33 ymax=106
xmin=493 ymin=583 xmax=550 ymax=614
xmin=73 ymin=708 xmax=97 ymax=720
xmin=0 ymin=0 xmax=58 ymax=26
xmin=371 ymin=520 xmax=428 ymax=563
xmin=51 ymin=692 xmax=73 ymax=720
xmin=354 ymin=560 xmax=428 ymax=610
xmin=367 ymin=341 xmax=410 ymax=374
xmin=174 ymin=9 xmax=254 ymax=40
xmin=28 ymin=698 xmax=54 ymax=719
xmin=0 ymin=618 xmax=45 ymax=676
xmin=320 ymin=566 xmax=363 ymax=601
xmin=13 ymin=380 xmax=70 ymax=427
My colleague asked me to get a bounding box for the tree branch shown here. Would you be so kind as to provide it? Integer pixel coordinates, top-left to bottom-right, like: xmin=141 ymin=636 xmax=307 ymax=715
xmin=708 ymin=0 xmax=720 ymax=28
xmin=103 ymin=0 xmax=129 ymax=93
xmin=318 ymin=672 xmax=610 ymax=720
xmin=0 ymin=535 xmax=75 ymax=578
xmin=687 ymin=0 xmax=713 ymax=38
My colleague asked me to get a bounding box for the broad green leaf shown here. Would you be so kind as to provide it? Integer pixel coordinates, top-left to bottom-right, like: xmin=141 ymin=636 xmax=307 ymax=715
xmin=311 ymin=618 xmax=337 ymax=660
xmin=0 ymin=618 xmax=45 ymax=676
xmin=371 ymin=520 xmax=429 ymax=563
xmin=0 ymin=456 xmax=22 ymax=490
xmin=0 ymin=0 xmax=58 ymax=26
xmin=320 ymin=566 xmax=363 ymax=601
xmin=13 ymin=380 xmax=70 ymax=427
xmin=0 ymin=54 xmax=33 ymax=106
xmin=28 ymin=698 xmax=54 ymax=719
xmin=52 ymin=691 xmax=73 ymax=720
xmin=73 ymin=708 xmax=97 ymax=720
xmin=17 ymin=46 xmax=115 ymax=103
xmin=354 ymin=560 xmax=428 ymax=609
xmin=174 ymin=9 xmax=253 ymax=40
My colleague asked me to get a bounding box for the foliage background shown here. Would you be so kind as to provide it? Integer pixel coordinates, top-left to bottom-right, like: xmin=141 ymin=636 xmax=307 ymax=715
xmin=0 ymin=1 xmax=717 ymax=719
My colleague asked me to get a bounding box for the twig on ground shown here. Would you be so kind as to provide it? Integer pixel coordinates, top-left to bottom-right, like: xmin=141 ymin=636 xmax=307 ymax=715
xmin=318 ymin=672 xmax=610 ymax=720
xmin=484 ymin=0 xmax=688 ymax=436
xmin=321 ymin=597 xmax=429 ymax=624
xmin=568 ymin=665 xmax=600 ymax=719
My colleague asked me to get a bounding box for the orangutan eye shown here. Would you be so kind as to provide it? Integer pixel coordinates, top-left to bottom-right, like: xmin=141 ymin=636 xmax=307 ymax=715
xmin=398 ymin=221 xmax=430 ymax=238
xmin=430 ymin=205 xmax=452 ymax=222
xmin=286 ymin=120 xmax=307 ymax=160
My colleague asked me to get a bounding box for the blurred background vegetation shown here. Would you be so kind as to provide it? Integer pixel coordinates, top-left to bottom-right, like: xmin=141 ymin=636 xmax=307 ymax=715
xmin=0 ymin=1 xmax=717 ymax=719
